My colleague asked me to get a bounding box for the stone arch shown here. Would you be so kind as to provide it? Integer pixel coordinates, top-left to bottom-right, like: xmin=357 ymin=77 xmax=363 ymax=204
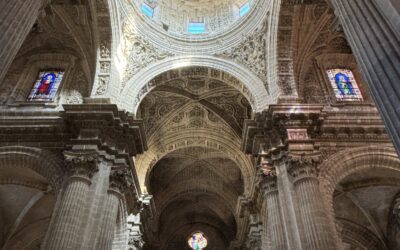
xmin=338 ymin=218 xmax=386 ymax=250
xmin=117 ymin=55 xmax=272 ymax=114
xmin=156 ymin=183 xmax=238 ymax=215
xmin=318 ymin=145 xmax=400 ymax=248
xmin=136 ymin=130 xmax=255 ymax=195
xmin=0 ymin=146 xmax=65 ymax=191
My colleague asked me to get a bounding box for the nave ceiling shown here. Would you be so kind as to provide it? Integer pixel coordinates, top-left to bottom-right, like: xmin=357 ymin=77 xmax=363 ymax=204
xmin=0 ymin=0 xmax=399 ymax=249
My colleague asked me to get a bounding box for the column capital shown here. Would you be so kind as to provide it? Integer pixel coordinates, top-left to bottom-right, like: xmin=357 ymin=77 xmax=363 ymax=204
xmin=257 ymin=168 xmax=278 ymax=196
xmin=287 ymin=152 xmax=321 ymax=182
xmin=64 ymin=150 xmax=99 ymax=180
xmin=109 ymin=167 xmax=133 ymax=195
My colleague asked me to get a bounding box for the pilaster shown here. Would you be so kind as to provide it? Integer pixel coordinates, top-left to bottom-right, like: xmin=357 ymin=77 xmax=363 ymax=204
xmin=97 ymin=167 xmax=133 ymax=250
xmin=32 ymin=101 xmax=148 ymax=250
xmin=257 ymin=161 xmax=287 ymax=250
xmin=242 ymin=102 xmax=341 ymax=249
xmin=287 ymin=153 xmax=336 ymax=250
xmin=42 ymin=151 xmax=99 ymax=250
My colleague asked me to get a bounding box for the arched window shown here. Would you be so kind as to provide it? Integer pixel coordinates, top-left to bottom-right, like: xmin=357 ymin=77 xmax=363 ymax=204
xmin=141 ymin=2 xmax=154 ymax=17
xmin=326 ymin=69 xmax=363 ymax=101
xmin=188 ymin=231 xmax=208 ymax=250
xmin=239 ymin=2 xmax=250 ymax=17
xmin=27 ymin=70 xmax=64 ymax=101
xmin=188 ymin=22 xmax=206 ymax=34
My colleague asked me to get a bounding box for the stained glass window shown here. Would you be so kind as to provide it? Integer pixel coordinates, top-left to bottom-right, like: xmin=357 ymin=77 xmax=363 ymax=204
xmin=188 ymin=22 xmax=205 ymax=34
xmin=188 ymin=232 xmax=208 ymax=250
xmin=239 ymin=2 xmax=250 ymax=17
xmin=27 ymin=70 xmax=64 ymax=102
xmin=141 ymin=2 xmax=154 ymax=17
xmin=326 ymin=69 xmax=363 ymax=101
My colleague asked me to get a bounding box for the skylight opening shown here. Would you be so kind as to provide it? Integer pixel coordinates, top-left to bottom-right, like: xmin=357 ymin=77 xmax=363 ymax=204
xmin=188 ymin=22 xmax=206 ymax=34
xmin=239 ymin=2 xmax=250 ymax=17
xmin=141 ymin=3 xmax=154 ymax=18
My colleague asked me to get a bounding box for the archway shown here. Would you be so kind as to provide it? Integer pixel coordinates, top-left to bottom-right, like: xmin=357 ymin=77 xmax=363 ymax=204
xmin=319 ymin=146 xmax=400 ymax=249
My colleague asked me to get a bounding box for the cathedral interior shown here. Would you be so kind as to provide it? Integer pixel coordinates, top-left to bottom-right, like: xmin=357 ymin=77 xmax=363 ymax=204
xmin=0 ymin=0 xmax=399 ymax=249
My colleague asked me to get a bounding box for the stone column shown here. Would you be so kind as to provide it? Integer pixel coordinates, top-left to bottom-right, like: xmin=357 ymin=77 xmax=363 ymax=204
xmin=0 ymin=0 xmax=47 ymax=83
xmin=43 ymin=151 xmax=99 ymax=250
xmin=330 ymin=0 xmax=400 ymax=155
xmin=288 ymin=156 xmax=336 ymax=250
xmin=97 ymin=168 xmax=132 ymax=250
xmin=259 ymin=170 xmax=287 ymax=250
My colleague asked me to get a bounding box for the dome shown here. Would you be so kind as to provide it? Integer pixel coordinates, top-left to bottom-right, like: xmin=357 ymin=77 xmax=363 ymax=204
xmin=132 ymin=0 xmax=255 ymax=38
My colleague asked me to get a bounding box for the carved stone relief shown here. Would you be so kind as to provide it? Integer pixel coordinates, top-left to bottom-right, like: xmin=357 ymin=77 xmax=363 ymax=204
xmin=216 ymin=19 xmax=268 ymax=88
xmin=121 ymin=22 xmax=173 ymax=90
xmin=133 ymin=67 xmax=255 ymax=111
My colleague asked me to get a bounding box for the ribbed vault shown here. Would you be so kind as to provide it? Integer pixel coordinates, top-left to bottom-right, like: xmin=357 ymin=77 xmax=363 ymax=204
xmin=135 ymin=66 xmax=253 ymax=248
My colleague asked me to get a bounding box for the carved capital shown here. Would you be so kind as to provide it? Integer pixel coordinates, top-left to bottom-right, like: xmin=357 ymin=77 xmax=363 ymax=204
xmin=109 ymin=167 xmax=133 ymax=195
xmin=257 ymin=170 xmax=278 ymax=195
xmin=64 ymin=151 xmax=99 ymax=179
xmin=287 ymin=153 xmax=320 ymax=182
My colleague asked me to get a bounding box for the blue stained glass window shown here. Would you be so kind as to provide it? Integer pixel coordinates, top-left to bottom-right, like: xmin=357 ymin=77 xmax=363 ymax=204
xmin=326 ymin=69 xmax=363 ymax=101
xmin=141 ymin=3 xmax=154 ymax=17
xmin=239 ymin=2 xmax=250 ymax=17
xmin=27 ymin=70 xmax=64 ymax=102
xmin=188 ymin=22 xmax=205 ymax=34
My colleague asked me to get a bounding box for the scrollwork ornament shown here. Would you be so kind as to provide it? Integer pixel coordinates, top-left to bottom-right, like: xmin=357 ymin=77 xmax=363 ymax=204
xmin=217 ymin=20 xmax=268 ymax=85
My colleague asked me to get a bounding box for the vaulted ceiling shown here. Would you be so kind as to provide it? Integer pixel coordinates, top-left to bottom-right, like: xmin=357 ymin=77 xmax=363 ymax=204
xmin=136 ymin=67 xmax=253 ymax=249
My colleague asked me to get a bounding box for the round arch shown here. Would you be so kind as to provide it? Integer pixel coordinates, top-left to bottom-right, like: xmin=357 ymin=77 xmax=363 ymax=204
xmin=0 ymin=146 xmax=65 ymax=191
xmin=136 ymin=130 xmax=255 ymax=195
xmin=318 ymin=145 xmax=400 ymax=248
xmin=117 ymin=55 xmax=273 ymax=114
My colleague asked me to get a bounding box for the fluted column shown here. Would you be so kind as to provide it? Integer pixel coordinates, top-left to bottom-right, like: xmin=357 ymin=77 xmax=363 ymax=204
xmin=330 ymin=0 xmax=400 ymax=155
xmin=97 ymin=168 xmax=132 ymax=250
xmin=259 ymin=172 xmax=287 ymax=250
xmin=0 ymin=0 xmax=47 ymax=83
xmin=288 ymin=156 xmax=336 ymax=250
xmin=43 ymin=151 xmax=99 ymax=250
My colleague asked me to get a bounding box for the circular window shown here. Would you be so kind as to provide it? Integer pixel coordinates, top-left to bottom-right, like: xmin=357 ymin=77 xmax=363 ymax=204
xmin=188 ymin=231 xmax=208 ymax=250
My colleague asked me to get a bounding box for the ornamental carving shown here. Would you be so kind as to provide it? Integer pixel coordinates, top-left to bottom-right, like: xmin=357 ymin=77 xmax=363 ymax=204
xmin=287 ymin=153 xmax=321 ymax=181
xmin=287 ymin=129 xmax=309 ymax=141
xmin=64 ymin=151 xmax=99 ymax=178
xmin=121 ymin=22 xmax=173 ymax=89
xmin=109 ymin=167 xmax=134 ymax=194
xmin=217 ymin=20 xmax=268 ymax=87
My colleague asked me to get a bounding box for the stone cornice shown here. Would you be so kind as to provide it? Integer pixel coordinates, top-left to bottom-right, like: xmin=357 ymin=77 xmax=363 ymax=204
xmin=62 ymin=101 xmax=147 ymax=157
xmin=242 ymin=103 xmax=390 ymax=157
